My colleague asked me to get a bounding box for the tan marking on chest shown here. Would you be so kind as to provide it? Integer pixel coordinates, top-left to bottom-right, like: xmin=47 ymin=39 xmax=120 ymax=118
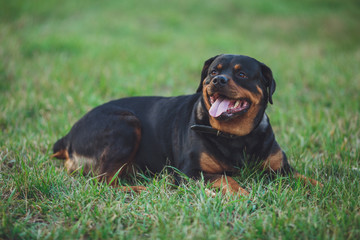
xmin=262 ymin=150 xmax=283 ymax=172
xmin=199 ymin=152 xmax=234 ymax=174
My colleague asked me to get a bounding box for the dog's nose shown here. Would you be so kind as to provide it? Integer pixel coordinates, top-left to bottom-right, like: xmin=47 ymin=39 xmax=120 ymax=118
xmin=212 ymin=75 xmax=229 ymax=87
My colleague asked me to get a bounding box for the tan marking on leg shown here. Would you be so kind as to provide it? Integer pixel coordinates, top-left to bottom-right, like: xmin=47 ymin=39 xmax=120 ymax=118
xmin=64 ymin=153 xmax=98 ymax=175
xmin=262 ymin=150 xmax=283 ymax=172
xmin=210 ymin=175 xmax=249 ymax=196
xmin=199 ymin=152 xmax=234 ymax=174
xmin=51 ymin=149 xmax=69 ymax=159
xmin=294 ymin=172 xmax=324 ymax=187
xmin=51 ymin=149 xmax=78 ymax=174
xmin=118 ymin=186 xmax=147 ymax=193
xmin=205 ymin=189 xmax=217 ymax=198
xmin=64 ymin=158 xmax=77 ymax=174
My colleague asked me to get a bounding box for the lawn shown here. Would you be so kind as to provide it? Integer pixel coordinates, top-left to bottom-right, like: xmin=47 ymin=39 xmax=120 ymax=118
xmin=1 ymin=0 xmax=359 ymax=239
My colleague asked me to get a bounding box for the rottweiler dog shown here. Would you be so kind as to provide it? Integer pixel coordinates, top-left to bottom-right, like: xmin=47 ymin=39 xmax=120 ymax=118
xmin=52 ymin=54 xmax=322 ymax=195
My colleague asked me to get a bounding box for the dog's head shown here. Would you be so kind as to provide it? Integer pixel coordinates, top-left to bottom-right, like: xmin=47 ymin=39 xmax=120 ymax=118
xmin=197 ymin=54 xmax=276 ymax=136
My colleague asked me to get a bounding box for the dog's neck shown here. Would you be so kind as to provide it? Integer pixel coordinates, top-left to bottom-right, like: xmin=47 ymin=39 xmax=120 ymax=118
xmin=190 ymin=124 xmax=240 ymax=139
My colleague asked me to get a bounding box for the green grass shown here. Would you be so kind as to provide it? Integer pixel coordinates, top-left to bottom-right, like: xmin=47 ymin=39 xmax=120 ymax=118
xmin=1 ymin=0 xmax=360 ymax=239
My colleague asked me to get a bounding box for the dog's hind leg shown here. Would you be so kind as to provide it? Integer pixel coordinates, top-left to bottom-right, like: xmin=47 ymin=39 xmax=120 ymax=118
xmin=52 ymin=109 xmax=145 ymax=191
xmin=97 ymin=116 xmax=142 ymax=186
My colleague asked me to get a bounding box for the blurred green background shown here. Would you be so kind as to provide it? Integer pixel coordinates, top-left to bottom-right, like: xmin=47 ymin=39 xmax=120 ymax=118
xmin=1 ymin=0 xmax=359 ymax=239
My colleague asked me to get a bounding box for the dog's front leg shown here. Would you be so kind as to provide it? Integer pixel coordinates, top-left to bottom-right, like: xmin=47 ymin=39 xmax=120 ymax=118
xmin=263 ymin=143 xmax=323 ymax=187
xmin=202 ymin=173 xmax=249 ymax=196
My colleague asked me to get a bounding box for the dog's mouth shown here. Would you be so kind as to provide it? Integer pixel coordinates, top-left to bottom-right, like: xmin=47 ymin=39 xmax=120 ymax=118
xmin=208 ymin=94 xmax=251 ymax=119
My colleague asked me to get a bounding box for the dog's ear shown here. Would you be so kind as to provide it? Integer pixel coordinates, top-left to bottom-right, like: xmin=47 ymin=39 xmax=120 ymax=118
xmin=196 ymin=55 xmax=220 ymax=93
xmin=260 ymin=63 xmax=276 ymax=104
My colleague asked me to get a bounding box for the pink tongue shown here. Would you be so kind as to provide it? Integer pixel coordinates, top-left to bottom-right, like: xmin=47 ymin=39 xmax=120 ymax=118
xmin=209 ymin=97 xmax=231 ymax=117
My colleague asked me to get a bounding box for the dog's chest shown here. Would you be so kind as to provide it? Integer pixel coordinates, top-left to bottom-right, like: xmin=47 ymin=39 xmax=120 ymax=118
xmin=202 ymin=136 xmax=253 ymax=167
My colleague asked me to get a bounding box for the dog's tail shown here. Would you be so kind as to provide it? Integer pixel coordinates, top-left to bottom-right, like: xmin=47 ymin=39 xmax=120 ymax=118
xmin=51 ymin=136 xmax=69 ymax=159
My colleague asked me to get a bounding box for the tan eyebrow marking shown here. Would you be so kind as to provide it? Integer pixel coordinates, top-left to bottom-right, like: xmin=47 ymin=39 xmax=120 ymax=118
xmin=216 ymin=64 xmax=223 ymax=70
xmin=234 ymin=64 xmax=241 ymax=70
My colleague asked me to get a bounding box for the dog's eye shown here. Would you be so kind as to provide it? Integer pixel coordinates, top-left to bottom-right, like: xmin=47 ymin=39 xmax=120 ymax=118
xmin=210 ymin=70 xmax=218 ymax=76
xmin=237 ymin=72 xmax=247 ymax=79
